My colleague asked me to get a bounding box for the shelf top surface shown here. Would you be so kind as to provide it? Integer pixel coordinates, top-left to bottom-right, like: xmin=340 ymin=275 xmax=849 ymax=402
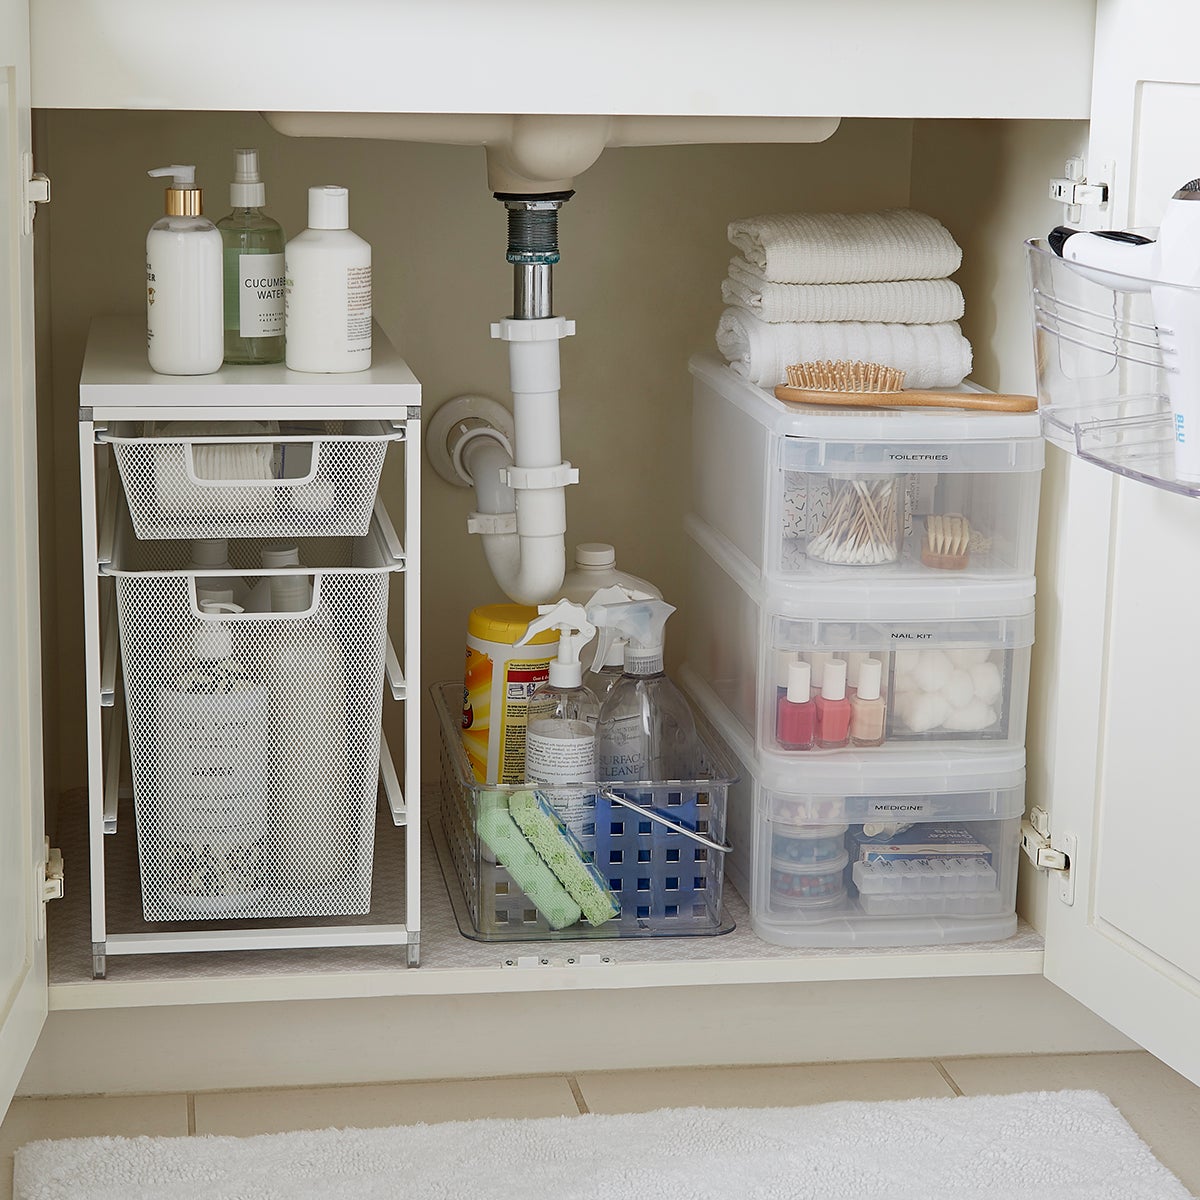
xmin=79 ymin=315 xmax=421 ymax=409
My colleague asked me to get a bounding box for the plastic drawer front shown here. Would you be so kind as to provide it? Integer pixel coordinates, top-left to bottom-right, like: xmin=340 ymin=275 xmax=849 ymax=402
xmin=433 ymin=681 xmax=736 ymax=941
xmin=103 ymin=419 xmax=400 ymax=541
xmin=685 ymin=515 xmax=1034 ymax=760
xmin=691 ymin=355 xmax=1042 ymax=582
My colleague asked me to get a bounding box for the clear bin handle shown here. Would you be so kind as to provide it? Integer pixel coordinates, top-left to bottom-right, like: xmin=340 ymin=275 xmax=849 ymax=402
xmin=182 ymin=438 xmax=323 ymax=488
xmin=598 ymin=786 xmax=731 ymax=854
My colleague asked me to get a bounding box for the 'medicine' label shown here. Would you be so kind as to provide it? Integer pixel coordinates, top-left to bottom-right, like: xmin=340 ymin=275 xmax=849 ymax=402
xmin=239 ymin=253 xmax=285 ymax=337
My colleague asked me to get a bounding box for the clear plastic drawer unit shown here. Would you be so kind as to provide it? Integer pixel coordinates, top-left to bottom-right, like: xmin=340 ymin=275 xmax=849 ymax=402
xmin=685 ymin=515 xmax=1034 ymax=759
xmin=684 ymin=670 xmax=1023 ymax=949
xmin=691 ymin=355 xmax=1043 ymax=581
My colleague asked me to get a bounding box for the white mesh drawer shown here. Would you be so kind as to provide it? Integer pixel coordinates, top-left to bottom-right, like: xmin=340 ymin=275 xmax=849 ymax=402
xmin=109 ymin=515 xmax=402 ymax=922
xmin=103 ymin=419 xmax=402 ymax=541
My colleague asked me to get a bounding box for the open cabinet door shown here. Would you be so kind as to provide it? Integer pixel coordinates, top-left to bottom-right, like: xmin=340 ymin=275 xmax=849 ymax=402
xmin=1037 ymin=0 xmax=1200 ymax=1087
xmin=0 ymin=0 xmax=48 ymax=1118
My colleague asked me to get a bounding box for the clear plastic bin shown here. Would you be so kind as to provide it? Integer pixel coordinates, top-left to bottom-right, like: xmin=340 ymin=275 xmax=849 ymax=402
xmin=691 ymin=354 xmax=1043 ymax=580
xmin=685 ymin=515 xmax=1034 ymax=759
xmin=108 ymin=501 xmax=403 ymax=922
xmin=432 ymin=681 xmax=737 ymax=941
xmin=1027 ymin=237 xmax=1200 ymax=497
xmin=683 ymin=669 xmax=1023 ymax=948
xmin=102 ymin=419 xmax=403 ymax=541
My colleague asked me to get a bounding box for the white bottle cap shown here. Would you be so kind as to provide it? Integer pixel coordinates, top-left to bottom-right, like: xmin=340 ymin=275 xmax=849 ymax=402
xmin=575 ymin=543 xmax=616 ymax=568
xmin=786 ymin=660 xmax=812 ymax=703
xmin=774 ymin=649 xmax=797 ymax=687
xmin=230 ymin=148 xmax=266 ymax=208
xmin=548 ymin=660 xmax=583 ymax=688
xmin=308 ymin=185 xmax=349 ymax=230
xmin=856 ymin=658 xmax=883 ymax=701
xmin=190 ymin=538 xmax=230 ymax=568
xmin=195 ymin=602 xmax=235 ymax=660
xmin=261 ymin=544 xmax=300 ymax=569
xmin=820 ymin=658 xmax=848 ymax=701
xmin=807 ymin=651 xmax=833 ymax=688
xmin=846 ymin=650 xmax=870 ymax=688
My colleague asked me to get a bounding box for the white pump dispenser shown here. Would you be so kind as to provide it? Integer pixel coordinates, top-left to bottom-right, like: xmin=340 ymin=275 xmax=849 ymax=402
xmin=589 ymin=598 xmax=698 ymax=783
xmin=516 ymin=600 xmax=601 ymax=848
xmin=146 ymin=164 xmax=223 ymax=376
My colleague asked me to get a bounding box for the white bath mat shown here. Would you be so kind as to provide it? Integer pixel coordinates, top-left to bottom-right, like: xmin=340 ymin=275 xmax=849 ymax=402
xmin=14 ymin=1089 xmax=1194 ymax=1200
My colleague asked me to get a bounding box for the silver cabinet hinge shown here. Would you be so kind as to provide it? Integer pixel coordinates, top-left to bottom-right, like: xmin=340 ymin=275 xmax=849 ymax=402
xmin=1021 ymin=807 xmax=1076 ymax=906
xmin=37 ymin=838 xmax=64 ymax=938
xmin=22 ymin=153 xmax=50 ymax=235
xmin=1049 ymin=157 xmax=1111 ymax=225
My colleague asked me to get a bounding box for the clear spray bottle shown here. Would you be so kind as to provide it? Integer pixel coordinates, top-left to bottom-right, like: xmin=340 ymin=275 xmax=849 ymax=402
xmin=589 ymin=599 xmax=697 ymax=783
xmin=516 ymin=600 xmax=601 ymax=852
xmin=579 ymin=585 xmax=643 ymax=703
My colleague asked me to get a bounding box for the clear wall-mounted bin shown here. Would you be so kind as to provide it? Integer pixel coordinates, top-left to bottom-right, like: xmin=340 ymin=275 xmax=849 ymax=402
xmin=1027 ymin=237 xmax=1200 ymax=498
xmin=691 ymin=355 xmax=1044 ymax=580
xmin=685 ymin=515 xmax=1034 ymax=760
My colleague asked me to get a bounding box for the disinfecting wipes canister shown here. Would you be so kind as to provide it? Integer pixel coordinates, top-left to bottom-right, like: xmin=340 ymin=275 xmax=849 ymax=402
xmin=462 ymin=605 xmax=558 ymax=785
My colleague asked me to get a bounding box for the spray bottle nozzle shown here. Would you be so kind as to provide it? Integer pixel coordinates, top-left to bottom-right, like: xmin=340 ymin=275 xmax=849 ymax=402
xmin=516 ymin=600 xmax=594 ymax=688
xmin=148 ymin=165 xmax=197 ymax=188
xmin=586 ymin=597 xmax=676 ymax=677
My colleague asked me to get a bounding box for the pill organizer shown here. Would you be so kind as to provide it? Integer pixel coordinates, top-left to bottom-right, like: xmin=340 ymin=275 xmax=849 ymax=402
xmin=690 ymin=355 xmax=1043 ymax=582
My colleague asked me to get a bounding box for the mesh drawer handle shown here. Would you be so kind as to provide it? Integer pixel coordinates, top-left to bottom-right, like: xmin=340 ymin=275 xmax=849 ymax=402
xmin=598 ymin=786 xmax=731 ymax=854
xmin=182 ymin=439 xmax=324 ymax=488
xmin=189 ymin=574 xmax=323 ymax=620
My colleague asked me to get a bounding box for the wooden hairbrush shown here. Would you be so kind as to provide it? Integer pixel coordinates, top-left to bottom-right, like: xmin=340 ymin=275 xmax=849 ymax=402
xmin=774 ymin=361 xmax=1037 ymax=413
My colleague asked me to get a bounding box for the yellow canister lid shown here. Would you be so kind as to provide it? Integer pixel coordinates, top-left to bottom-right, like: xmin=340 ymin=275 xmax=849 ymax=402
xmin=467 ymin=603 xmax=558 ymax=646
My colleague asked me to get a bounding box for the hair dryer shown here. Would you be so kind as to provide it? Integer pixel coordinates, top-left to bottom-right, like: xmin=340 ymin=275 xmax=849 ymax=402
xmin=1050 ymin=177 xmax=1200 ymax=482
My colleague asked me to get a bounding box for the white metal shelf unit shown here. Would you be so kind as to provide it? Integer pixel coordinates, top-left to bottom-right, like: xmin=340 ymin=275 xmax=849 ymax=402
xmin=77 ymin=317 xmax=422 ymax=977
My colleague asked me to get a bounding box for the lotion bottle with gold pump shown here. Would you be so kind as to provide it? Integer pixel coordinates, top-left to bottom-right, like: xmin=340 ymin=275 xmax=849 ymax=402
xmin=146 ymin=164 xmax=223 ymax=375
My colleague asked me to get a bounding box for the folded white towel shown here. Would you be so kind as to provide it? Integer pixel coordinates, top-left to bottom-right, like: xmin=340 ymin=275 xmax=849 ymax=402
xmin=715 ymin=307 xmax=973 ymax=389
xmin=723 ymin=257 xmax=965 ymax=324
xmin=727 ymin=209 xmax=962 ymax=284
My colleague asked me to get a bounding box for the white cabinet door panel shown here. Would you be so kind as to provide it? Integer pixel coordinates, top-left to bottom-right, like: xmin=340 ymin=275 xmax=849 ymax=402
xmin=0 ymin=0 xmax=47 ymax=1118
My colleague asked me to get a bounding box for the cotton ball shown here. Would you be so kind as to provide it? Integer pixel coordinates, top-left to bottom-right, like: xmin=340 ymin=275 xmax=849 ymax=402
xmin=943 ymin=668 xmax=974 ymax=709
xmin=893 ymin=668 xmax=917 ymax=695
xmin=948 ymin=648 xmax=991 ymax=667
xmin=893 ymin=650 xmax=920 ymax=673
xmin=903 ymin=693 xmax=950 ymax=733
xmin=969 ymin=661 xmax=1003 ymax=704
xmin=942 ymin=698 xmax=995 ymax=732
xmin=912 ymin=650 xmax=952 ymax=693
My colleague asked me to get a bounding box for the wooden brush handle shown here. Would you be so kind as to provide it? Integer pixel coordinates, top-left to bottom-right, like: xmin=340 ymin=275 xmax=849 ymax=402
xmin=774 ymin=385 xmax=1037 ymax=413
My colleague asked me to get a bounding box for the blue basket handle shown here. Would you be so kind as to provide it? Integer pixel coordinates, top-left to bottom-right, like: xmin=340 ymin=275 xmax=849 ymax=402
xmin=598 ymin=786 xmax=731 ymax=855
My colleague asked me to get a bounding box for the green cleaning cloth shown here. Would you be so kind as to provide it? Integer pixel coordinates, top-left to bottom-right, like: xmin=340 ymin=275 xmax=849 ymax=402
xmin=476 ymin=792 xmax=582 ymax=930
xmin=508 ymin=790 xmax=620 ymax=927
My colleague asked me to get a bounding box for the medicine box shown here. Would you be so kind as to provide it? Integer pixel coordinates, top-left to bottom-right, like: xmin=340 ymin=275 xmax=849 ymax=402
xmin=691 ymin=355 xmax=1043 ymax=582
xmin=685 ymin=514 xmax=1035 ymax=759
xmin=683 ymin=669 xmax=1023 ymax=948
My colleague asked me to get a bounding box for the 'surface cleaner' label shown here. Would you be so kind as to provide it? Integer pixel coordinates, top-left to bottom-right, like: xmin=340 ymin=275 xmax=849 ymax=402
xmin=597 ymin=717 xmax=646 ymax=782
xmin=239 ymin=253 xmax=285 ymax=337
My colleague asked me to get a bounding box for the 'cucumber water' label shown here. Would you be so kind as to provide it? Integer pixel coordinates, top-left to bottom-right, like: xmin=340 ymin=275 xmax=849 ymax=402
xmin=239 ymin=253 xmax=285 ymax=338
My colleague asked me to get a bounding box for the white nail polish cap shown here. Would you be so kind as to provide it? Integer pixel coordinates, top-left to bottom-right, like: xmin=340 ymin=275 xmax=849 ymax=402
xmin=786 ymin=660 xmax=812 ymax=703
xmin=856 ymin=658 xmax=883 ymax=702
xmin=821 ymin=658 xmax=848 ymax=701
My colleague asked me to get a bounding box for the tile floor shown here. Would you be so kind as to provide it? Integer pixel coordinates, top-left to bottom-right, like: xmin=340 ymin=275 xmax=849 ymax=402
xmin=3 ymin=1051 xmax=1197 ymax=1198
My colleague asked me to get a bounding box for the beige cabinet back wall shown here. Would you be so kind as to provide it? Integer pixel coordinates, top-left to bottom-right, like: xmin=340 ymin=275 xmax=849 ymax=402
xmin=36 ymin=112 xmax=1082 ymax=798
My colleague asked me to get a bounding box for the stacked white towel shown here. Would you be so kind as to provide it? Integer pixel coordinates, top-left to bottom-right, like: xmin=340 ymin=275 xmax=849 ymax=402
xmin=717 ymin=209 xmax=972 ymax=389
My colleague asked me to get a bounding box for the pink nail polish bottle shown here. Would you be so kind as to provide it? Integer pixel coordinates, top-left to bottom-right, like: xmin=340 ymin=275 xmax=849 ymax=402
xmin=776 ymin=660 xmax=815 ymax=751
xmin=815 ymin=659 xmax=852 ymax=749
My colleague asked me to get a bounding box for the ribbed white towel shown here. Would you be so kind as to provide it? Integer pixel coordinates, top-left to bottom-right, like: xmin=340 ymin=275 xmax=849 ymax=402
xmin=14 ymin=1091 xmax=1193 ymax=1199
xmin=728 ymin=209 xmax=962 ymax=284
xmin=723 ymin=257 xmax=965 ymax=324
xmin=716 ymin=307 xmax=972 ymax=389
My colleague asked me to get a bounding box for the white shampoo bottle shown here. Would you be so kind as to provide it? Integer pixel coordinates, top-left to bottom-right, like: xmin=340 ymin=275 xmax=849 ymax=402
xmin=146 ymin=165 xmax=223 ymax=376
xmin=285 ymin=186 xmax=371 ymax=373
